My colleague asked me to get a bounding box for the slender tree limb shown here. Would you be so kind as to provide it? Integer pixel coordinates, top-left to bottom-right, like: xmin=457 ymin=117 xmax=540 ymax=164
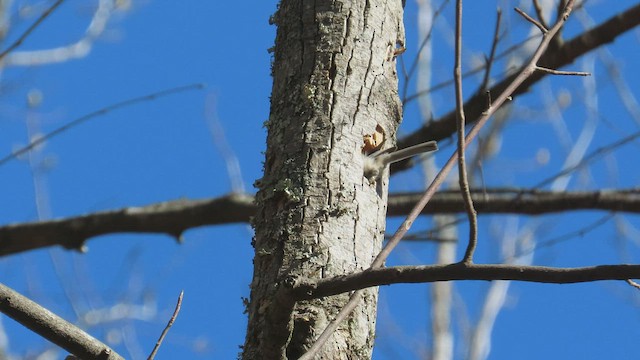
xmin=515 ymin=7 xmax=548 ymax=34
xmin=403 ymin=32 xmax=541 ymax=105
xmin=453 ymin=0 xmax=478 ymax=264
xmin=0 ymin=83 xmax=205 ymax=167
xmin=627 ymin=279 xmax=640 ymax=290
xmin=291 ymin=263 xmax=640 ymax=300
xmin=394 ymin=3 xmax=640 ymax=172
xmin=0 ymin=193 xmax=254 ymax=256
xmin=535 ymin=65 xmax=589 ymax=75
xmin=0 ymin=282 xmax=123 ymax=359
xmin=400 ymin=0 xmax=451 ymax=103
xmin=480 ymin=8 xmax=502 ymax=92
xmin=5 ymin=0 xmax=116 ymax=66
xmin=147 ymin=290 xmax=183 ymax=360
xmin=2 ymin=189 xmax=640 ymax=256
xmin=0 ymin=0 xmax=65 ymax=61
xmin=535 ymin=128 xmax=640 ymax=189
xmin=517 ymin=214 xmax=613 ymax=257
xmin=388 ymin=189 xmax=640 ymax=215
xmin=532 ymin=0 xmax=550 ymax=31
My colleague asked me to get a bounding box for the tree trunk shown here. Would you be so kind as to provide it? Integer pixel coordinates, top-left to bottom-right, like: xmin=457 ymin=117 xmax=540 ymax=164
xmin=243 ymin=1 xmax=405 ymax=359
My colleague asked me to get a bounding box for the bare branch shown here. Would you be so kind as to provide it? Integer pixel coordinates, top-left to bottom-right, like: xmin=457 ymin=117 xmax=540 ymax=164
xmin=515 ymin=7 xmax=548 ymax=33
xmin=403 ymin=32 xmax=542 ymax=105
xmin=627 ymin=279 xmax=640 ymax=290
xmin=292 ymin=263 xmax=640 ymax=300
xmin=0 ymin=193 xmax=254 ymax=256
xmin=535 ymin=65 xmax=590 ymax=75
xmin=400 ymin=0 xmax=451 ymax=102
xmin=532 ymin=0 xmax=551 ymax=30
xmin=0 ymin=83 xmax=205 ymax=167
xmin=453 ymin=0 xmax=478 ymax=264
xmin=5 ymin=0 xmax=117 ymax=66
xmin=147 ymin=290 xmax=184 ymax=360
xmin=534 ymin=128 xmax=640 ymax=188
xmin=517 ymin=214 xmax=613 ymax=257
xmin=0 ymin=0 xmax=64 ymax=61
xmin=480 ymin=8 xmax=502 ymax=92
xmin=387 ymin=189 xmax=640 ymax=216
xmin=0 ymin=282 xmax=123 ymax=359
xmin=3 ymin=189 xmax=640 ymax=256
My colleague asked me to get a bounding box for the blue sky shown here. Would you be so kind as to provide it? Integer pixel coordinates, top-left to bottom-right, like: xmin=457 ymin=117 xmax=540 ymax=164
xmin=0 ymin=1 xmax=639 ymax=359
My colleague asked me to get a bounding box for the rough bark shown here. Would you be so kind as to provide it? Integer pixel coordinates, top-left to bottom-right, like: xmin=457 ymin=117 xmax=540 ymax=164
xmin=243 ymin=0 xmax=405 ymax=359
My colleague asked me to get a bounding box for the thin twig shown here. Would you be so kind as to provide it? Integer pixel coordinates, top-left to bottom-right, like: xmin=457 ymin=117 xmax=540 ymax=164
xmin=480 ymin=8 xmax=503 ymax=92
xmin=147 ymin=290 xmax=184 ymax=360
xmin=532 ymin=0 xmax=550 ymax=30
xmin=515 ymin=7 xmax=548 ymax=33
xmin=401 ymin=0 xmax=451 ymax=103
xmin=626 ymin=279 xmax=640 ymax=290
xmin=513 ymin=214 xmax=613 ymax=259
xmin=403 ymin=32 xmax=543 ymax=105
xmin=400 ymin=216 xmax=465 ymax=241
xmin=406 ymin=0 xmax=451 ymax=78
xmin=533 ymin=128 xmax=640 ymax=189
xmin=535 ymin=66 xmax=590 ymax=76
xmin=0 ymin=0 xmax=65 ymax=61
xmin=454 ymin=0 xmax=478 ymax=264
xmin=7 ymin=0 xmax=115 ymax=66
xmin=0 ymin=83 xmax=205 ymax=167
xmin=294 ymin=263 xmax=640 ymax=299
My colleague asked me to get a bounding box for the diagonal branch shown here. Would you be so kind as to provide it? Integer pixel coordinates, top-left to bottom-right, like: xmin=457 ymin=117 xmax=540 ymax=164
xmin=5 ymin=0 xmax=117 ymax=66
xmin=0 ymin=282 xmax=123 ymax=359
xmin=0 ymin=83 xmax=204 ymax=167
xmin=147 ymin=290 xmax=184 ymax=360
xmin=0 ymin=0 xmax=65 ymax=61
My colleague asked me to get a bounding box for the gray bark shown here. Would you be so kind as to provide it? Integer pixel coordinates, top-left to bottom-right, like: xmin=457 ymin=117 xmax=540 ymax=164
xmin=243 ymin=0 xmax=405 ymax=359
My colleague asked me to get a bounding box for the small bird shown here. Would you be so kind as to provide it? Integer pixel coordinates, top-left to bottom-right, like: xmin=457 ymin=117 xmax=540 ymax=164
xmin=363 ymin=140 xmax=438 ymax=183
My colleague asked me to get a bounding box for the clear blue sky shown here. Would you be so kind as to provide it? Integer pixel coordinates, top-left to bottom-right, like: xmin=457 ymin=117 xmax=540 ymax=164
xmin=0 ymin=1 xmax=639 ymax=359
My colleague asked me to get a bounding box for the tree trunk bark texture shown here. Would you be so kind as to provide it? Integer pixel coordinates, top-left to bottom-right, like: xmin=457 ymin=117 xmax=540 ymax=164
xmin=244 ymin=1 xmax=405 ymax=359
